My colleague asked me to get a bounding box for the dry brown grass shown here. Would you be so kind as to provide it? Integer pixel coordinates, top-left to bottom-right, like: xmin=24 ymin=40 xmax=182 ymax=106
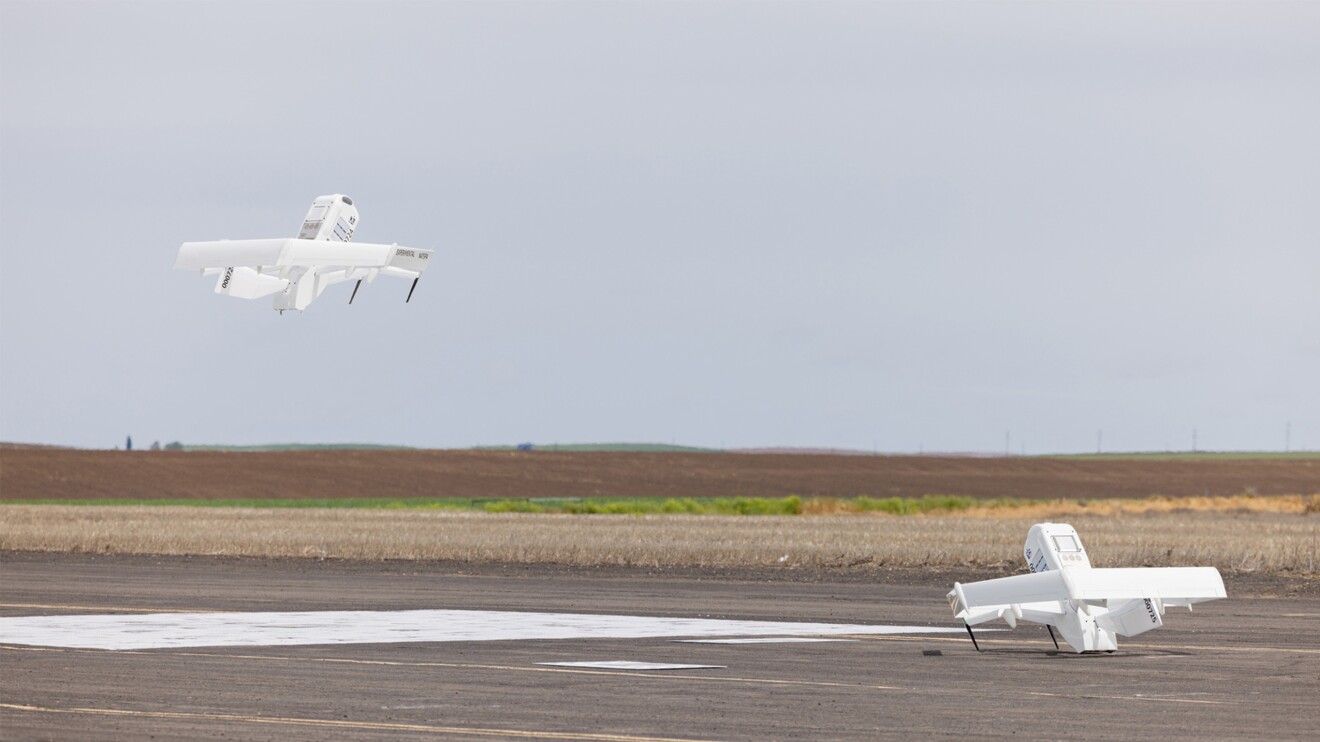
xmin=959 ymin=494 xmax=1314 ymax=518
xmin=2 ymin=506 xmax=1316 ymax=574
xmin=798 ymin=494 xmax=1312 ymax=517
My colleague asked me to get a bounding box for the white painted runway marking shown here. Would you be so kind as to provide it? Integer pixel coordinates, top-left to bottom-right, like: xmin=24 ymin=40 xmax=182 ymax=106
xmin=537 ymin=661 xmax=725 ymax=670
xmin=675 ymin=637 xmax=857 ymax=644
xmin=0 ymin=609 xmax=962 ymax=651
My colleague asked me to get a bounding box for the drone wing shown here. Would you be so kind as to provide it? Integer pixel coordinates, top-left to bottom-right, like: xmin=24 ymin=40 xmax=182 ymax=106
xmin=949 ymin=571 xmax=1069 ymax=627
xmin=175 ymin=238 xmax=431 ymax=271
xmin=950 ymin=567 xmax=1225 ymax=628
xmin=175 ymin=238 xmax=433 ymax=309
xmin=1065 ymin=567 xmax=1226 ymax=606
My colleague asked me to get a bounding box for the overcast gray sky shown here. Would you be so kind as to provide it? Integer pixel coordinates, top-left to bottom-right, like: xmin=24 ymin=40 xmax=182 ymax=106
xmin=1 ymin=0 xmax=1317 ymax=453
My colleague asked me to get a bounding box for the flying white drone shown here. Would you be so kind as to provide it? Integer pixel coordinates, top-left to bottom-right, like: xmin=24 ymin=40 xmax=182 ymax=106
xmin=950 ymin=523 xmax=1226 ymax=653
xmin=174 ymin=194 xmax=432 ymax=312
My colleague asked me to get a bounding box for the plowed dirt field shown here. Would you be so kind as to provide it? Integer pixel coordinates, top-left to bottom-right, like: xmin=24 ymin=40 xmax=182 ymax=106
xmin=2 ymin=447 xmax=1315 ymax=501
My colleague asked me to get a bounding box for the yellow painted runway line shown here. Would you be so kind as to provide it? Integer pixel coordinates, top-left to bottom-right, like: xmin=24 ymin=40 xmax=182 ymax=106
xmin=1114 ymin=641 xmax=1320 ymax=655
xmin=162 ymin=649 xmax=905 ymax=691
xmin=1025 ymin=691 xmax=1232 ymax=706
xmin=0 ymin=645 xmax=900 ymax=692
xmin=0 ymin=603 xmax=225 ymax=614
xmin=0 ymin=703 xmax=717 ymax=742
xmin=849 ymin=633 xmax=1320 ymax=655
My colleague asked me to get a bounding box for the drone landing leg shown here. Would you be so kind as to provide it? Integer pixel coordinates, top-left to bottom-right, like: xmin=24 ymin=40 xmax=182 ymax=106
xmin=349 ymin=279 xmax=362 ymax=304
xmin=406 ymin=277 xmax=419 ymax=303
xmin=1046 ymin=625 xmax=1060 ymax=650
xmin=964 ymin=622 xmax=981 ymax=652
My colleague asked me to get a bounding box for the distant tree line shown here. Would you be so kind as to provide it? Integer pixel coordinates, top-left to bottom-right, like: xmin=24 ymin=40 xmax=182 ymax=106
xmin=123 ymin=436 xmax=184 ymax=451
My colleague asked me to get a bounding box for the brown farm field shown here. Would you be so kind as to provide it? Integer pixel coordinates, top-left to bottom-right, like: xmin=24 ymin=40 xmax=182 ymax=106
xmin=2 ymin=446 xmax=1317 ymax=502
xmin=4 ymin=447 xmax=1318 ymax=579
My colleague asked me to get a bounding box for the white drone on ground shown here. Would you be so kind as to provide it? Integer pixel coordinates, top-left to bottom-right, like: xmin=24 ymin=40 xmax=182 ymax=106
xmin=950 ymin=523 xmax=1226 ymax=653
xmin=174 ymin=194 xmax=432 ymax=312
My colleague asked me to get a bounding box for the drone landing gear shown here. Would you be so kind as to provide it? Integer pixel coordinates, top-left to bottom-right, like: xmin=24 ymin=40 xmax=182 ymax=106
xmin=964 ymin=621 xmax=980 ymax=652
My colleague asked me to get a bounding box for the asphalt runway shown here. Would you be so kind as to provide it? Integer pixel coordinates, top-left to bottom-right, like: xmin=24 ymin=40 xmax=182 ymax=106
xmin=2 ymin=554 xmax=1317 ymax=741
